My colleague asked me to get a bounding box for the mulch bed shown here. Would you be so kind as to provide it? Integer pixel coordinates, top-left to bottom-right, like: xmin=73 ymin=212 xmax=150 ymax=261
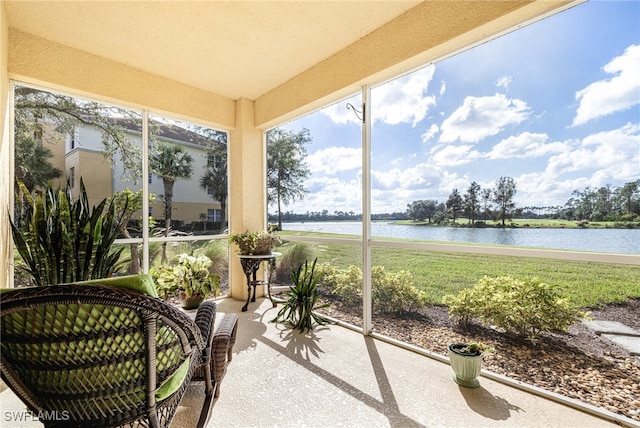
xmin=317 ymin=297 xmax=640 ymax=423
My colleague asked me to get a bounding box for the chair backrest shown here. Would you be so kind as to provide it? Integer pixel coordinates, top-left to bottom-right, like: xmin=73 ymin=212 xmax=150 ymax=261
xmin=1 ymin=283 xmax=204 ymax=427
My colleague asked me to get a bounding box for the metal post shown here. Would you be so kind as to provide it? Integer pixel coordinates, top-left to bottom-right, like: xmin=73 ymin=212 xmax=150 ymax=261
xmin=142 ymin=111 xmax=150 ymax=273
xmin=362 ymin=85 xmax=372 ymax=335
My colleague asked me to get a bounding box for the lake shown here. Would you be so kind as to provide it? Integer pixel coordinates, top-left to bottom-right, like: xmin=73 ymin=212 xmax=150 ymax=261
xmin=282 ymin=221 xmax=640 ymax=255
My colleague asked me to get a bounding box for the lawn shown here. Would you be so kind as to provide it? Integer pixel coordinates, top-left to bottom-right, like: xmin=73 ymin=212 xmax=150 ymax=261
xmin=277 ymin=232 xmax=640 ymax=309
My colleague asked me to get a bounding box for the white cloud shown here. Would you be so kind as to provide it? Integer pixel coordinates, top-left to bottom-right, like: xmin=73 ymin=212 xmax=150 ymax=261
xmin=371 ymin=162 xmax=440 ymax=190
xmin=437 ymin=171 xmax=470 ymax=195
xmin=515 ymin=172 xmax=588 ymax=206
xmin=421 ymin=124 xmax=439 ymax=143
xmin=439 ymin=80 xmax=447 ymax=97
xmin=439 ymin=93 xmax=531 ymax=143
xmin=429 ymin=144 xmax=483 ymax=166
xmin=306 ymin=146 xmax=361 ymax=175
xmin=572 ymin=44 xmax=640 ymax=126
xmin=496 ymin=76 xmax=512 ymax=90
xmin=296 ymin=176 xmax=362 ymax=213
xmin=319 ymin=98 xmax=360 ymax=125
xmin=486 ymin=132 xmax=568 ymax=159
xmin=321 ymin=66 xmax=437 ymax=127
xmin=545 ymin=122 xmax=640 ymax=180
xmin=372 ymin=66 xmax=437 ymax=127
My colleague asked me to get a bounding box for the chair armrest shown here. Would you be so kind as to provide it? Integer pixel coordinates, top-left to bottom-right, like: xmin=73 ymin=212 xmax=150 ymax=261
xmin=194 ymin=301 xmax=217 ymax=362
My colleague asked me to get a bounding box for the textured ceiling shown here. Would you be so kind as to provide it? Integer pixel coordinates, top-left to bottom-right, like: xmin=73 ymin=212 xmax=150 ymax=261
xmin=5 ymin=1 xmax=422 ymax=100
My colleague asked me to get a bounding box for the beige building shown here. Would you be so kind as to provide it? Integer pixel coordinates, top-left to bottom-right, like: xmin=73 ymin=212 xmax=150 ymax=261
xmin=1 ymin=0 xmax=583 ymax=298
xmin=40 ymin=119 xmax=226 ymax=227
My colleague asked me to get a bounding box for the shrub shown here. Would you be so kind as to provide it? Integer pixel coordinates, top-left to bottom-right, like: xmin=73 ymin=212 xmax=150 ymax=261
xmin=275 ymin=241 xmax=315 ymax=282
xmin=320 ymin=264 xmax=362 ymax=305
xmin=444 ymin=275 xmax=587 ymax=340
xmin=320 ymin=264 xmax=427 ymax=314
xmin=200 ymin=239 xmax=229 ymax=277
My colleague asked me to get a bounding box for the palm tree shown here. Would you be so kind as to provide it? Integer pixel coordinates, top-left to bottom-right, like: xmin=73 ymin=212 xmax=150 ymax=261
xmin=199 ymin=147 xmax=228 ymax=233
xmin=149 ymin=142 xmax=193 ymax=262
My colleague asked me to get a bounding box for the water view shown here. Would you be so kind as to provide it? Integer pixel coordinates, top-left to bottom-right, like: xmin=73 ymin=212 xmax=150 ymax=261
xmin=282 ymin=221 xmax=640 ymax=255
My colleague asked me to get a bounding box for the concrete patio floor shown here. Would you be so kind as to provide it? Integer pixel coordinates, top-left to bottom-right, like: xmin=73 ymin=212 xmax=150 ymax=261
xmin=175 ymin=297 xmax=626 ymax=428
xmin=0 ymin=297 xmax=631 ymax=427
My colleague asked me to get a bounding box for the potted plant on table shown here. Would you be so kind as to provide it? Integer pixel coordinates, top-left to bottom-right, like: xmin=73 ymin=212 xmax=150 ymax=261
xmin=447 ymin=342 xmax=492 ymax=388
xmin=153 ymin=253 xmax=220 ymax=310
xmin=229 ymin=229 xmax=280 ymax=255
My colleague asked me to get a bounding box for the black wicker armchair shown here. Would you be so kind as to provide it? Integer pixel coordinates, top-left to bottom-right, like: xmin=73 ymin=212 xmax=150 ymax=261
xmin=0 ymin=281 xmax=217 ymax=428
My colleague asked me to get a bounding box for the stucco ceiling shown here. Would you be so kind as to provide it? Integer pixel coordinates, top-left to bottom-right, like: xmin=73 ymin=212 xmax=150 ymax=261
xmin=4 ymin=1 xmax=423 ymax=100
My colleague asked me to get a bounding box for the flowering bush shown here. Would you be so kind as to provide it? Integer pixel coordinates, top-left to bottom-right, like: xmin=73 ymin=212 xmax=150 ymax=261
xmin=153 ymin=253 xmax=220 ymax=298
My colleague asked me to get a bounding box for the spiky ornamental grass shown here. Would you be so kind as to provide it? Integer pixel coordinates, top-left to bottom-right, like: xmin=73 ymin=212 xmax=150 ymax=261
xmin=273 ymin=258 xmax=333 ymax=333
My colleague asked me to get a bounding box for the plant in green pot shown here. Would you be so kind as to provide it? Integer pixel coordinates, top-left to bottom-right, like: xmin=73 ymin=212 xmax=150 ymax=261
xmin=153 ymin=253 xmax=220 ymax=310
xmin=448 ymin=342 xmax=492 ymax=388
xmin=272 ymin=258 xmax=332 ymax=333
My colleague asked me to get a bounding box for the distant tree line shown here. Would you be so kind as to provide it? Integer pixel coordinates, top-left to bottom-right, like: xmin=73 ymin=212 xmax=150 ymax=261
xmin=562 ymin=180 xmax=640 ymax=221
xmin=270 ymin=179 xmax=640 ymax=226
xmin=407 ymin=176 xmax=517 ymax=226
xmin=406 ymin=178 xmax=639 ymax=226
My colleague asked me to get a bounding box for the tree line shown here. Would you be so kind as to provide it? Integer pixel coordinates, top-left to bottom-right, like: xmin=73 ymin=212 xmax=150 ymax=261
xmin=407 ymin=177 xmax=517 ymax=226
xmin=407 ymin=178 xmax=640 ymax=225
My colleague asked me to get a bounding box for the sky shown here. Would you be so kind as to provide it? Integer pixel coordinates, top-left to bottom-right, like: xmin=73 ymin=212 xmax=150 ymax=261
xmin=277 ymin=0 xmax=640 ymax=215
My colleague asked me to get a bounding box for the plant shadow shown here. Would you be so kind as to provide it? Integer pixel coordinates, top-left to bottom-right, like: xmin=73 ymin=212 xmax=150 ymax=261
xmin=458 ymin=384 xmax=524 ymax=420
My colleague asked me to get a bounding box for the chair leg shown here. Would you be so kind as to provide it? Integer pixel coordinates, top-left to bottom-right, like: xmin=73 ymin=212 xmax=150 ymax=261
xmin=196 ymin=364 xmax=215 ymax=428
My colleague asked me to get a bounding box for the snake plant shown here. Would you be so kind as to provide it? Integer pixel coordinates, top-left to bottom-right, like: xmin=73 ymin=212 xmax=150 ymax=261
xmin=11 ymin=178 xmax=126 ymax=285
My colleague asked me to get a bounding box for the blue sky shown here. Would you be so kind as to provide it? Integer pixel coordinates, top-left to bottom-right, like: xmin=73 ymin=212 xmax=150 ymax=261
xmin=279 ymin=1 xmax=639 ymax=215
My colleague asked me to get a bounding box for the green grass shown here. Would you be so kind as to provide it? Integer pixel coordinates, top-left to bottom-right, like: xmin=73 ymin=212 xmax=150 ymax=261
xmin=277 ymin=233 xmax=640 ymax=309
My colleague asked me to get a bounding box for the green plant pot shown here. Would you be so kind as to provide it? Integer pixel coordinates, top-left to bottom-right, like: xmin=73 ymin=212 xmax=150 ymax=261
xmin=448 ymin=343 xmax=483 ymax=388
xmin=178 ymin=290 xmax=205 ymax=310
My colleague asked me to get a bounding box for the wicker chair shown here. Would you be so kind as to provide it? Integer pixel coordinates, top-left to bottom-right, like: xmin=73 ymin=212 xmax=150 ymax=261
xmin=0 ymin=283 xmax=217 ymax=428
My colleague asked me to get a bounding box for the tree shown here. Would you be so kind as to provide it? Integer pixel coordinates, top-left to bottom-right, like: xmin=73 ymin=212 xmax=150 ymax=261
xmin=446 ymin=189 xmax=464 ymax=223
xmin=481 ymin=188 xmax=492 ymax=221
xmin=492 ymin=176 xmax=517 ymax=226
xmin=13 ymin=135 xmax=62 ymax=224
xmin=463 ymin=181 xmax=481 ymax=224
xmin=199 ymin=143 xmax=228 ymax=233
xmin=267 ymin=128 xmax=311 ymax=230
xmin=14 ymin=86 xmax=142 ymax=182
xmin=149 ymin=142 xmax=194 ymax=262
xmin=111 ymin=189 xmax=155 ymax=273
xmin=407 ymin=200 xmax=437 ymax=222
xmin=14 ymin=136 xmax=61 ymax=193
xmin=618 ymin=180 xmax=640 ymax=216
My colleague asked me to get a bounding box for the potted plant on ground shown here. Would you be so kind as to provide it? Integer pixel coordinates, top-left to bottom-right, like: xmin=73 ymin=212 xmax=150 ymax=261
xmin=153 ymin=253 xmax=220 ymax=310
xmin=272 ymin=258 xmax=332 ymax=333
xmin=229 ymin=229 xmax=280 ymax=255
xmin=447 ymin=342 xmax=492 ymax=388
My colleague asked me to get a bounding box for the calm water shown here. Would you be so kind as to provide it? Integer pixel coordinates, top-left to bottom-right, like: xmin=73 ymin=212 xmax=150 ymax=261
xmin=282 ymin=221 xmax=640 ymax=255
